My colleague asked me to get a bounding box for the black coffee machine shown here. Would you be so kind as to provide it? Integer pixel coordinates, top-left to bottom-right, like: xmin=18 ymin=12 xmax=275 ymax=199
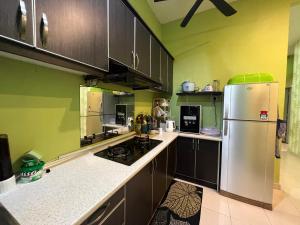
xmin=179 ymin=105 xmax=202 ymax=133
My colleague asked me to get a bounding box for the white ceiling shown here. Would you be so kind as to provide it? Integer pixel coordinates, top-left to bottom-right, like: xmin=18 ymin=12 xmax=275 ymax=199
xmin=288 ymin=3 xmax=300 ymax=55
xmin=147 ymin=0 xmax=237 ymax=24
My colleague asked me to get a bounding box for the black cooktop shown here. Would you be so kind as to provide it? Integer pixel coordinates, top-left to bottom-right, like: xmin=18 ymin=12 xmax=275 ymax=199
xmin=94 ymin=136 xmax=162 ymax=166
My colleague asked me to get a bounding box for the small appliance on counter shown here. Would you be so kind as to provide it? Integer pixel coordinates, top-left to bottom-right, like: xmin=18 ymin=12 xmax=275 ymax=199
xmin=19 ymin=151 xmax=45 ymax=183
xmin=181 ymin=81 xmax=198 ymax=93
xmin=180 ymin=106 xmax=202 ymax=133
xmin=152 ymin=98 xmax=170 ymax=129
xmin=166 ymin=120 xmax=176 ymax=132
xmin=0 ymin=134 xmax=16 ymax=194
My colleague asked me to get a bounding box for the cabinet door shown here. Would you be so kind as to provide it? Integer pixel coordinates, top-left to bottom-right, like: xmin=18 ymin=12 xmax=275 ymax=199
xmin=167 ymin=55 xmax=173 ymax=94
xmin=126 ymin=162 xmax=152 ymax=225
xmin=195 ymin=140 xmax=219 ymax=184
xmin=160 ymin=48 xmax=168 ymax=92
xmin=135 ymin=18 xmax=150 ymax=77
xmin=153 ymin=148 xmax=168 ymax=210
xmin=176 ymin=137 xmax=195 ymax=178
xmin=101 ymin=202 xmax=124 ymax=225
xmin=167 ymin=139 xmax=177 ymax=188
xmin=0 ymin=0 xmax=33 ymax=45
xmin=150 ymin=36 xmax=161 ymax=83
xmin=35 ymin=0 xmax=108 ymax=70
xmin=109 ymin=0 xmax=134 ymax=68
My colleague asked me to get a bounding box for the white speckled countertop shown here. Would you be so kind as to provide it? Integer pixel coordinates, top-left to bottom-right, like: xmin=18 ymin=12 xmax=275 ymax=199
xmin=0 ymin=132 xmax=221 ymax=225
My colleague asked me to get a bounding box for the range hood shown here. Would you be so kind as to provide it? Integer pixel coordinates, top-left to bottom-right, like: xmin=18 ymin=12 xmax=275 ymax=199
xmin=104 ymin=59 xmax=162 ymax=90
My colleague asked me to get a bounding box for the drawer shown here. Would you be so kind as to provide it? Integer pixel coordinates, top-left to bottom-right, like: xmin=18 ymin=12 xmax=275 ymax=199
xmin=82 ymin=186 xmax=124 ymax=225
xmin=101 ymin=201 xmax=124 ymax=225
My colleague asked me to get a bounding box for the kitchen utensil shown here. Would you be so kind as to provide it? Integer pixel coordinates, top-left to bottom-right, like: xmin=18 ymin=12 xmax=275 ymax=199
xmin=166 ymin=120 xmax=175 ymax=132
xmin=182 ymin=81 xmax=197 ymax=93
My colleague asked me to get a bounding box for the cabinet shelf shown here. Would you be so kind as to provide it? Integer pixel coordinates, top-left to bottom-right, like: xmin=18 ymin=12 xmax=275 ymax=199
xmin=176 ymin=91 xmax=223 ymax=96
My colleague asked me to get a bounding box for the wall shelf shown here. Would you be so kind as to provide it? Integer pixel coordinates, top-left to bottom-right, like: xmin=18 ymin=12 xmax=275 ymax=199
xmin=176 ymin=91 xmax=223 ymax=96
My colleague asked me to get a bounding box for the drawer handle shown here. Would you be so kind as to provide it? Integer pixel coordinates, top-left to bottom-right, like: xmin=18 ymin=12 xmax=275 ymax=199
xmin=40 ymin=13 xmax=49 ymax=47
xmin=86 ymin=202 xmax=111 ymax=225
xmin=18 ymin=0 xmax=27 ymax=40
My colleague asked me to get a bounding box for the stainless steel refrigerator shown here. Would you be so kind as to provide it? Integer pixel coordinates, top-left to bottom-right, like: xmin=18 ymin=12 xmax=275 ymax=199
xmin=221 ymin=83 xmax=278 ymax=207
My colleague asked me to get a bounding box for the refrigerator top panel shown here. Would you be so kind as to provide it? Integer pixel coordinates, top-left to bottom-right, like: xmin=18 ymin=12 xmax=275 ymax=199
xmin=223 ymin=83 xmax=278 ymax=122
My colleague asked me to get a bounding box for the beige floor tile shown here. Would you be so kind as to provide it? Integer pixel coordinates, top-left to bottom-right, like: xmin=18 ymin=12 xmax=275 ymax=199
xmin=200 ymin=208 xmax=231 ymax=225
xmin=228 ymin=198 xmax=271 ymax=225
xmin=264 ymin=209 xmax=300 ymax=225
xmin=202 ymin=190 xmax=230 ymax=215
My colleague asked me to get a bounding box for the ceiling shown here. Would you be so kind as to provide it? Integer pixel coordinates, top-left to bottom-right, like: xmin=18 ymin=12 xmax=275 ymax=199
xmin=288 ymin=3 xmax=300 ymax=55
xmin=147 ymin=0 xmax=238 ymax=24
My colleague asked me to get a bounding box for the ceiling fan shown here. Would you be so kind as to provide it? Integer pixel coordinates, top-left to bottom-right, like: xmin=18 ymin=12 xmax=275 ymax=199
xmin=154 ymin=0 xmax=237 ymax=27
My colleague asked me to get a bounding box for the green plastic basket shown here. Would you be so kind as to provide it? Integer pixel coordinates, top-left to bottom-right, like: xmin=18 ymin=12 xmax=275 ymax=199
xmin=228 ymin=73 xmax=274 ymax=85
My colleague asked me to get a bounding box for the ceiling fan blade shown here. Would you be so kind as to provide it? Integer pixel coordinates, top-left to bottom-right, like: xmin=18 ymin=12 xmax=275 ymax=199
xmin=154 ymin=0 xmax=167 ymax=2
xmin=209 ymin=0 xmax=237 ymax=16
xmin=181 ymin=0 xmax=204 ymax=27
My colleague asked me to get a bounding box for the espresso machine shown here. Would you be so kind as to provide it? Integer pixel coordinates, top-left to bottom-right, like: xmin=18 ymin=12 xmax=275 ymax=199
xmin=152 ymin=98 xmax=170 ymax=129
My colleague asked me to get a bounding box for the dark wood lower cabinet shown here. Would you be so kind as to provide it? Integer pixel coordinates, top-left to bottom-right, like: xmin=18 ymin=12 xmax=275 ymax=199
xmin=176 ymin=137 xmax=195 ymax=178
xmin=167 ymin=140 xmax=177 ymax=188
xmin=101 ymin=202 xmax=124 ymax=225
xmin=175 ymin=137 xmax=221 ymax=190
xmin=195 ymin=140 xmax=220 ymax=185
xmin=126 ymin=162 xmax=153 ymax=225
xmin=152 ymin=148 xmax=168 ymax=211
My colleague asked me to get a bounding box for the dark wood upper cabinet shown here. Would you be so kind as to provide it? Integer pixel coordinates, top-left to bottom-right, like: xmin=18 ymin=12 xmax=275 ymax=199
xmin=35 ymin=0 xmax=108 ymax=71
xmin=152 ymin=148 xmax=168 ymax=211
xmin=150 ymin=36 xmax=161 ymax=83
xmin=167 ymin=140 xmax=177 ymax=188
xmin=0 ymin=0 xmax=33 ymax=45
xmin=109 ymin=0 xmax=134 ymax=68
xmin=126 ymin=162 xmax=153 ymax=225
xmin=176 ymin=137 xmax=195 ymax=178
xmin=135 ymin=18 xmax=150 ymax=77
xmin=161 ymin=48 xmax=168 ymax=91
xmin=195 ymin=140 xmax=220 ymax=185
xmin=167 ymin=55 xmax=173 ymax=94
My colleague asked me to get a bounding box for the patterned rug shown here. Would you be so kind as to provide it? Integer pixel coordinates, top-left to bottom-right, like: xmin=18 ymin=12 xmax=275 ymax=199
xmin=151 ymin=181 xmax=203 ymax=225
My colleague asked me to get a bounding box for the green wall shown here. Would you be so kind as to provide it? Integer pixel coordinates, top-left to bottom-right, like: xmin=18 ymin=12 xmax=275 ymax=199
xmin=0 ymin=56 xmax=83 ymax=169
xmin=162 ymin=0 xmax=291 ymax=184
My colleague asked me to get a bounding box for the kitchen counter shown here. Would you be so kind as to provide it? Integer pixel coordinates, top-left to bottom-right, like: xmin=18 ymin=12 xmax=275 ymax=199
xmin=0 ymin=132 xmax=221 ymax=225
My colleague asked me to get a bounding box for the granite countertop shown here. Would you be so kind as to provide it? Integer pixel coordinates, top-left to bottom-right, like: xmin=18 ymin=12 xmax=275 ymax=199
xmin=0 ymin=132 xmax=221 ymax=225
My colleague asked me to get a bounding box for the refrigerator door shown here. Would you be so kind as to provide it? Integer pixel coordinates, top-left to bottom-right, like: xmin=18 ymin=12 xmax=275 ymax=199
xmin=223 ymin=83 xmax=278 ymax=121
xmin=80 ymin=116 xmax=103 ymax=138
xmin=221 ymin=120 xmax=276 ymax=204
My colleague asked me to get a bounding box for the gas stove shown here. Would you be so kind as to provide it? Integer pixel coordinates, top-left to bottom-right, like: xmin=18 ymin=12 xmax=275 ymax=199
xmin=94 ymin=136 xmax=163 ymax=166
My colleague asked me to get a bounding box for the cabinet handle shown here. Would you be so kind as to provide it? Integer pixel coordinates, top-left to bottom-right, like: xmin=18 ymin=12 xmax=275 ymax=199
xmin=135 ymin=54 xmax=140 ymax=69
xmin=18 ymin=0 xmax=27 ymax=40
xmin=131 ymin=51 xmax=135 ymax=68
xmin=224 ymin=120 xmax=228 ymax=136
xmin=40 ymin=13 xmax=49 ymax=47
xmin=86 ymin=202 xmax=111 ymax=225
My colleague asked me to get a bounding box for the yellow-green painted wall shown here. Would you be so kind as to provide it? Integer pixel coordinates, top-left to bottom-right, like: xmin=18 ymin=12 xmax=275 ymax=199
xmin=162 ymin=0 xmax=292 ymax=183
xmin=286 ymin=55 xmax=294 ymax=87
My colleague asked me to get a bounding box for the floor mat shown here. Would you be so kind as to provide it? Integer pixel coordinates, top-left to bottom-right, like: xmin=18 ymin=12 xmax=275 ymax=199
xmin=151 ymin=181 xmax=203 ymax=225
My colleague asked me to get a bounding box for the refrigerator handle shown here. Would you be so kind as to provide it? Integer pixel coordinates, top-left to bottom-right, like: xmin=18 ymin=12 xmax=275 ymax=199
xmin=224 ymin=105 xmax=229 ymax=118
xmin=224 ymin=120 xmax=228 ymax=136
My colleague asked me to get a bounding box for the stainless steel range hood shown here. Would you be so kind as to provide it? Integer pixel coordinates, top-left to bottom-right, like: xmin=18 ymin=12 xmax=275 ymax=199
xmin=104 ymin=59 xmax=162 ymax=90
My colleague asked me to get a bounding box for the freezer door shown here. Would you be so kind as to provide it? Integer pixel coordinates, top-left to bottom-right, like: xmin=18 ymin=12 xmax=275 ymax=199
xmin=223 ymin=83 xmax=278 ymax=121
xmin=221 ymin=120 xmax=276 ymax=204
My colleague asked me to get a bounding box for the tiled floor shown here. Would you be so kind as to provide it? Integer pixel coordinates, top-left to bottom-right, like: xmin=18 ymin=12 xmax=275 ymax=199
xmin=176 ymin=145 xmax=300 ymax=225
